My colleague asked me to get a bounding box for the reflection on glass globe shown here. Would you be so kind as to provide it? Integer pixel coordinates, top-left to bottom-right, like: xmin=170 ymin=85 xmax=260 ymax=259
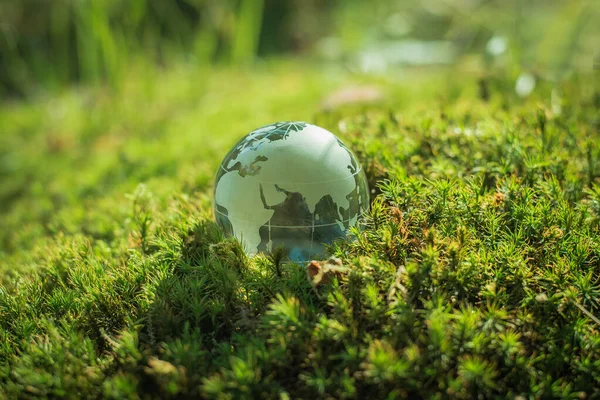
xmin=213 ymin=121 xmax=369 ymax=262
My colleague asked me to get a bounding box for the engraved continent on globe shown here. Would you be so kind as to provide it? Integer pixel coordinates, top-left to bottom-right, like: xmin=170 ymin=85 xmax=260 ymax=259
xmin=214 ymin=121 xmax=369 ymax=262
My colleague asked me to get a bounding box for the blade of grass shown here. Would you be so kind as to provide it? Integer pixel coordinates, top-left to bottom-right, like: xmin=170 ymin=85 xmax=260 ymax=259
xmin=231 ymin=0 xmax=265 ymax=64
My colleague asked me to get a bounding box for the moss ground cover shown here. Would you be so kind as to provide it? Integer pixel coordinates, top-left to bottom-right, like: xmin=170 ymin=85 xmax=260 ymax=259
xmin=1 ymin=60 xmax=600 ymax=398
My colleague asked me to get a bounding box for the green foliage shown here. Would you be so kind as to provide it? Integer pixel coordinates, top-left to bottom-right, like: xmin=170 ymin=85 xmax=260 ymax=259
xmin=0 ymin=0 xmax=336 ymax=95
xmin=1 ymin=62 xmax=600 ymax=398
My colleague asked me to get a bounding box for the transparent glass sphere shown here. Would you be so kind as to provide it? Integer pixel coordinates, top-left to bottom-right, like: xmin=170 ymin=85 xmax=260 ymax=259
xmin=213 ymin=122 xmax=369 ymax=262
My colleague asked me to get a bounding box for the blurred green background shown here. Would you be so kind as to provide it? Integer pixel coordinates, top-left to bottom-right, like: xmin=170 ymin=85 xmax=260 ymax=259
xmin=1 ymin=0 xmax=598 ymax=97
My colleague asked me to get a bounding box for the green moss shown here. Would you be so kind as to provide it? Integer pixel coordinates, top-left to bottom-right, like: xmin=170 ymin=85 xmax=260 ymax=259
xmin=1 ymin=60 xmax=600 ymax=398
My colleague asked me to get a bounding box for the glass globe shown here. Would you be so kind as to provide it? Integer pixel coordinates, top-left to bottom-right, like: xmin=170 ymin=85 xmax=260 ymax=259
xmin=213 ymin=121 xmax=369 ymax=262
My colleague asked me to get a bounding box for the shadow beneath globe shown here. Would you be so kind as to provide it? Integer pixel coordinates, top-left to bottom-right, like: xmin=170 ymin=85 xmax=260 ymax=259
xmin=139 ymin=218 xmax=321 ymax=382
xmin=142 ymin=219 xmax=247 ymax=344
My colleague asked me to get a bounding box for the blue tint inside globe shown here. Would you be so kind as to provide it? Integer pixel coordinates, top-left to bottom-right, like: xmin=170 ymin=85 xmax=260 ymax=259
xmin=213 ymin=121 xmax=369 ymax=262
